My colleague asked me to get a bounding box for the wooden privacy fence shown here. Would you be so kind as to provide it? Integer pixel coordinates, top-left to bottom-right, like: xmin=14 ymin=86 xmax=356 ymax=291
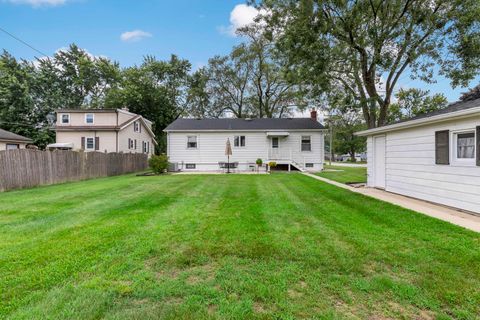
xmin=0 ymin=149 xmax=148 ymax=192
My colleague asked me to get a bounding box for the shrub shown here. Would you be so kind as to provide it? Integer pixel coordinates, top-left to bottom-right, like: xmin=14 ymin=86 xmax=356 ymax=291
xmin=268 ymin=161 xmax=277 ymax=168
xmin=256 ymin=158 xmax=263 ymax=166
xmin=149 ymin=154 xmax=169 ymax=174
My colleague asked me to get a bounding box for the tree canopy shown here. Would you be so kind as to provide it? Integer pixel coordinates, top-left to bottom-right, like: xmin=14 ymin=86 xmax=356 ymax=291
xmin=255 ymin=0 xmax=480 ymax=128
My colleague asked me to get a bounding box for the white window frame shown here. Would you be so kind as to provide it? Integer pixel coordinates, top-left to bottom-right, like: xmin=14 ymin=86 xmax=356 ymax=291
xmin=234 ymin=135 xmax=246 ymax=148
xmin=301 ymin=135 xmax=312 ymax=152
xmin=187 ymin=136 xmax=197 ymax=149
xmin=128 ymin=138 xmax=134 ymax=150
xmin=134 ymin=121 xmax=140 ymax=133
xmin=86 ymin=137 xmax=95 ymax=150
xmin=451 ymin=129 xmax=476 ymax=166
xmin=85 ymin=113 xmax=94 ymax=124
xmin=61 ymin=114 xmax=70 ymax=124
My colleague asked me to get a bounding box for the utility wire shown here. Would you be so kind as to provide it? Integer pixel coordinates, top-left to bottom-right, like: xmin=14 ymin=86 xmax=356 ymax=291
xmin=0 ymin=26 xmax=49 ymax=57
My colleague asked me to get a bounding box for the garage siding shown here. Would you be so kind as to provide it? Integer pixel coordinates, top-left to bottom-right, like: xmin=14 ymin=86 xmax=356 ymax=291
xmin=377 ymin=116 xmax=480 ymax=213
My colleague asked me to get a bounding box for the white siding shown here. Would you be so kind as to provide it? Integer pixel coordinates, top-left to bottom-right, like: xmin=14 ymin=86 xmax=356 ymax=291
xmin=167 ymin=131 xmax=324 ymax=172
xmin=366 ymin=115 xmax=480 ymax=213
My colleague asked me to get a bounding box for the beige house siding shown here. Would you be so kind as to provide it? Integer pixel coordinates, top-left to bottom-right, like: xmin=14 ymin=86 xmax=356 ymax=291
xmin=0 ymin=141 xmax=28 ymax=150
xmin=54 ymin=110 xmax=155 ymax=156
xmin=57 ymin=112 xmax=119 ymax=126
xmin=56 ymin=131 xmax=118 ymax=152
xmin=118 ymin=121 xmax=155 ymax=155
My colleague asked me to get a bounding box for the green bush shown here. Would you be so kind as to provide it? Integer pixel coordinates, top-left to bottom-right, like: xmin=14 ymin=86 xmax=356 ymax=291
xmin=268 ymin=161 xmax=277 ymax=168
xmin=256 ymin=158 xmax=263 ymax=166
xmin=149 ymin=154 xmax=169 ymax=174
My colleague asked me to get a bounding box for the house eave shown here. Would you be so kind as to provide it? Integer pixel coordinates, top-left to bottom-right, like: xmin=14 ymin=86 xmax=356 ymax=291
xmin=0 ymin=138 xmax=33 ymax=144
xmin=356 ymin=107 xmax=480 ymax=136
xmin=163 ymin=129 xmax=327 ymax=133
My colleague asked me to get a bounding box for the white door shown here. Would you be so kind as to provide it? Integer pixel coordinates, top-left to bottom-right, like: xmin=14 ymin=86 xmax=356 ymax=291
xmin=374 ymin=136 xmax=386 ymax=189
xmin=270 ymin=137 xmax=280 ymax=159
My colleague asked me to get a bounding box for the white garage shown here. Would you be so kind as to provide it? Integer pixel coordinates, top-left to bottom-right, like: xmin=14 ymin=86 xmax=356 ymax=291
xmin=357 ymin=98 xmax=480 ymax=214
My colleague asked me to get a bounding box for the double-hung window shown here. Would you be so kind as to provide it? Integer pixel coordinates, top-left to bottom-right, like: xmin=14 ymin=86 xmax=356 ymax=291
xmin=134 ymin=121 xmax=140 ymax=133
xmin=234 ymin=135 xmax=246 ymax=147
xmin=301 ymin=136 xmax=311 ymax=151
xmin=453 ymin=131 xmax=476 ymax=165
xmin=61 ymin=114 xmax=70 ymax=124
xmin=85 ymin=113 xmax=94 ymax=124
xmin=187 ymin=136 xmax=197 ymax=149
xmin=86 ymin=137 xmax=95 ymax=150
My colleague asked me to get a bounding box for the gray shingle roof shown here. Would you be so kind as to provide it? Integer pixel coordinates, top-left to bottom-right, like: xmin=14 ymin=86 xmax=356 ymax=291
xmin=0 ymin=128 xmax=33 ymax=142
xmin=164 ymin=118 xmax=325 ymax=131
xmin=389 ymin=97 xmax=480 ymax=126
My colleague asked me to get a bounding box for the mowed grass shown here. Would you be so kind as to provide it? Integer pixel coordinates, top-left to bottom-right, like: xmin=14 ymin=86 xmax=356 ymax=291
xmin=317 ymin=165 xmax=367 ymax=184
xmin=0 ymin=173 xmax=479 ymax=319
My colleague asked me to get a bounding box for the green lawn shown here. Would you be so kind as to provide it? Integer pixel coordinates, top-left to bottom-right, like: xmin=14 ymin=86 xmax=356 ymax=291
xmin=317 ymin=165 xmax=367 ymax=184
xmin=1 ymin=173 xmax=479 ymax=319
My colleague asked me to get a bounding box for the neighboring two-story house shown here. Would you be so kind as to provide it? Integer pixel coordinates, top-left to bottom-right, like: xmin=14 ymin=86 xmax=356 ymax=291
xmin=164 ymin=111 xmax=325 ymax=172
xmin=48 ymin=109 xmax=156 ymax=156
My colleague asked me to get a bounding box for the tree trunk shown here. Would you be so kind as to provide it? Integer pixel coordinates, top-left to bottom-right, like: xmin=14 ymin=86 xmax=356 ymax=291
xmin=349 ymin=149 xmax=356 ymax=163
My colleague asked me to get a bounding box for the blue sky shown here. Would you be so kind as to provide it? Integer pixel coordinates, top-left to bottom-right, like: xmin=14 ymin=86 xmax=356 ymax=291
xmin=0 ymin=0 xmax=478 ymax=102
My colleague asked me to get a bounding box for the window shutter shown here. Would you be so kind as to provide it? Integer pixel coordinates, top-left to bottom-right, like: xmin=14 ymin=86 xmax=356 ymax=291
xmin=435 ymin=130 xmax=449 ymax=165
xmin=134 ymin=139 xmax=137 ymax=150
xmin=477 ymin=126 xmax=480 ymax=166
xmin=95 ymin=137 xmax=100 ymax=151
xmin=81 ymin=137 xmax=85 ymax=150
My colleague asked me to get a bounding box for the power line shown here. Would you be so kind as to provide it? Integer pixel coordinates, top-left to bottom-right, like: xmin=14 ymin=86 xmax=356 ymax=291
xmin=0 ymin=26 xmax=49 ymax=57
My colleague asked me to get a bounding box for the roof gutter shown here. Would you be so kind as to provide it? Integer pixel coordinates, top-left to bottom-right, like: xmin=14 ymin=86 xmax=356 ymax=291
xmin=355 ymin=107 xmax=480 ymax=136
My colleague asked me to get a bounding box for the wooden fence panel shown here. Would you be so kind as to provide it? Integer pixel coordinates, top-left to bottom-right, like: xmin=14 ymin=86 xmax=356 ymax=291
xmin=0 ymin=150 xmax=148 ymax=192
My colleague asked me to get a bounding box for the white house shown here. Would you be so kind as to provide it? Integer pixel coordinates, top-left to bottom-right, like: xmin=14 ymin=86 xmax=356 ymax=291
xmin=164 ymin=111 xmax=325 ymax=172
xmin=357 ymin=98 xmax=480 ymax=214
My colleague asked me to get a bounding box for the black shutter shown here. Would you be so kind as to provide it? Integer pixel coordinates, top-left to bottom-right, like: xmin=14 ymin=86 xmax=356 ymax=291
xmin=81 ymin=137 xmax=85 ymax=150
xmin=95 ymin=137 xmax=100 ymax=151
xmin=435 ymin=130 xmax=449 ymax=165
xmin=477 ymin=126 xmax=480 ymax=166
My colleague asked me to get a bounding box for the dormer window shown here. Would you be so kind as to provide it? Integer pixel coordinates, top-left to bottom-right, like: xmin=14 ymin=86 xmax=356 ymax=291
xmin=85 ymin=113 xmax=94 ymax=124
xmin=61 ymin=114 xmax=70 ymax=124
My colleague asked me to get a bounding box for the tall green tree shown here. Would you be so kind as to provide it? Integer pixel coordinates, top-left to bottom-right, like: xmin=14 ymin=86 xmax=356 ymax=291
xmin=206 ymin=44 xmax=254 ymax=118
xmin=388 ymin=88 xmax=448 ymax=123
xmin=188 ymin=27 xmax=307 ymax=118
xmin=326 ymin=92 xmax=366 ymax=162
xmin=38 ymin=44 xmax=121 ymax=109
xmin=0 ymin=51 xmax=54 ymax=148
xmin=106 ymin=55 xmax=191 ymax=152
xmin=256 ymin=0 xmax=480 ymax=128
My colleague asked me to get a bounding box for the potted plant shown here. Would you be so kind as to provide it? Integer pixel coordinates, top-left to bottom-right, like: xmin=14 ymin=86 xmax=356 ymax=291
xmin=255 ymin=158 xmax=263 ymax=172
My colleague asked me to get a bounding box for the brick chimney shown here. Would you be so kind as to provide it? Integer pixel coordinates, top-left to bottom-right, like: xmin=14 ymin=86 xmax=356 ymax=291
xmin=310 ymin=109 xmax=318 ymax=121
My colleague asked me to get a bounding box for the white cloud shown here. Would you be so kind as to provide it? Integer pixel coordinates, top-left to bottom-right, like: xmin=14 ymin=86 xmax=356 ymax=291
xmin=220 ymin=4 xmax=265 ymax=37
xmin=120 ymin=30 xmax=152 ymax=42
xmin=4 ymin=0 xmax=66 ymax=7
